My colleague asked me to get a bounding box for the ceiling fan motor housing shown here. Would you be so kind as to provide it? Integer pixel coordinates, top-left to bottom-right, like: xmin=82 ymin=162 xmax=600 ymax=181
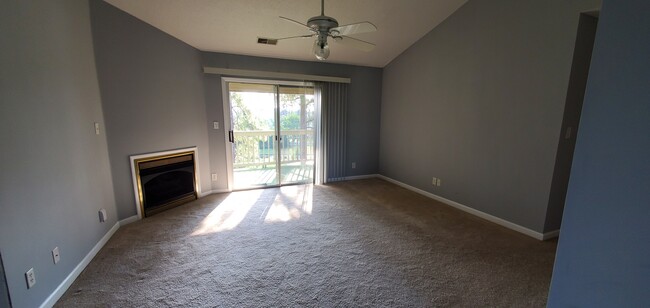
xmin=307 ymin=15 xmax=339 ymax=32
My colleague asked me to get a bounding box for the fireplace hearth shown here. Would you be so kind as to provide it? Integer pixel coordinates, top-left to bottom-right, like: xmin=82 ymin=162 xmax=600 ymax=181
xmin=133 ymin=151 xmax=198 ymax=217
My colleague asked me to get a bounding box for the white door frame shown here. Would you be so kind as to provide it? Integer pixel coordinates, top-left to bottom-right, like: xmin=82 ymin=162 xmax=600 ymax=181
xmin=221 ymin=77 xmax=313 ymax=191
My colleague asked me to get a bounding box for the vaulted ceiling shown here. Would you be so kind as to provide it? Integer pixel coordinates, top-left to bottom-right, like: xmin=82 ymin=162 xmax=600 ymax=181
xmin=105 ymin=0 xmax=467 ymax=68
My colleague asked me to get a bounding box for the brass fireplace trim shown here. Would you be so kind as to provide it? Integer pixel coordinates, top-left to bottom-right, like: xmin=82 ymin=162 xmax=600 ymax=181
xmin=134 ymin=151 xmax=197 ymax=217
xmin=145 ymin=193 xmax=197 ymax=217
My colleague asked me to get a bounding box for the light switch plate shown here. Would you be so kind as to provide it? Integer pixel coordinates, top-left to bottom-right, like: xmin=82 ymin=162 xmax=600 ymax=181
xmin=213 ymin=122 xmax=219 ymax=130
xmin=52 ymin=247 xmax=60 ymax=264
xmin=98 ymin=208 xmax=107 ymax=223
xmin=25 ymin=268 xmax=36 ymax=288
xmin=565 ymin=126 xmax=573 ymax=139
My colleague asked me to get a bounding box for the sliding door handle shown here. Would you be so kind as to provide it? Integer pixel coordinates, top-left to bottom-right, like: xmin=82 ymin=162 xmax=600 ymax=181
xmin=228 ymin=130 xmax=234 ymax=143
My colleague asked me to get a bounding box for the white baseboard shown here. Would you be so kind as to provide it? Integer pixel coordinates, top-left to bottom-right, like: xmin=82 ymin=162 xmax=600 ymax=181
xmin=198 ymin=189 xmax=229 ymax=197
xmin=376 ymin=175 xmax=548 ymax=241
xmin=343 ymin=174 xmax=379 ymax=181
xmin=542 ymin=229 xmax=560 ymax=240
xmin=119 ymin=215 xmax=139 ymax=226
xmin=326 ymin=174 xmax=379 ymax=183
xmin=197 ymin=190 xmax=211 ymax=197
xmin=40 ymin=221 xmax=120 ymax=308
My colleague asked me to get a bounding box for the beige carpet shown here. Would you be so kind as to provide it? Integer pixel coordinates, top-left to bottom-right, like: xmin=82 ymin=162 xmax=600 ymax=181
xmin=56 ymin=178 xmax=557 ymax=307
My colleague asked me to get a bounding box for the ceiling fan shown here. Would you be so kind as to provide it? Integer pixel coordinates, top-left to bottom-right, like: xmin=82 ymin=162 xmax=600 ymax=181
xmin=266 ymin=0 xmax=377 ymax=60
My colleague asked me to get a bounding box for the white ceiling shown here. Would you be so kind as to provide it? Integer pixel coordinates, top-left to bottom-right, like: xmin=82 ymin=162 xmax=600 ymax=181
xmin=104 ymin=0 xmax=467 ymax=68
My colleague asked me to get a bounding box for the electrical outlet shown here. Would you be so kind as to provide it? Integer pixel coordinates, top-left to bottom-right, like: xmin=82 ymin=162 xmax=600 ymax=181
xmin=52 ymin=247 xmax=60 ymax=264
xmin=25 ymin=268 xmax=36 ymax=289
xmin=213 ymin=121 xmax=219 ymax=130
xmin=211 ymin=173 xmax=218 ymax=181
xmin=94 ymin=122 xmax=100 ymax=135
xmin=437 ymin=178 xmax=441 ymax=186
xmin=432 ymin=177 xmax=437 ymax=186
xmin=351 ymin=162 xmax=356 ymax=169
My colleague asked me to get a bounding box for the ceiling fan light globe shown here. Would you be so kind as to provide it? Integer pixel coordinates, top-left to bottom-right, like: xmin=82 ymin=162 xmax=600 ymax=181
xmin=313 ymin=40 xmax=330 ymax=60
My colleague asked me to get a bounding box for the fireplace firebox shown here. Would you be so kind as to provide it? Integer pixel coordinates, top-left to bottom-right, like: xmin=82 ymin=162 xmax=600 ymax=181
xmin=134 ymin=151 xmax=197 ymax=217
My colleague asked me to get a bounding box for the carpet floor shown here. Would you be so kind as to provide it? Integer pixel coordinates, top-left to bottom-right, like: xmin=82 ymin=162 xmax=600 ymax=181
xmin=56 ymin=178 xmax=557 ymax=307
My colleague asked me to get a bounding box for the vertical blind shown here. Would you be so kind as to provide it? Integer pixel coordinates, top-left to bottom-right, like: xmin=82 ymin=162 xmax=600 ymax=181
xmin=317 ymin=82 xmax=348 ymax=183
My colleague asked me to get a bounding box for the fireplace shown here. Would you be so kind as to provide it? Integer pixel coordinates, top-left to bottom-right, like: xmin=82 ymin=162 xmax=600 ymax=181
xmin=131 ymin=148 xmax=200 ymax=217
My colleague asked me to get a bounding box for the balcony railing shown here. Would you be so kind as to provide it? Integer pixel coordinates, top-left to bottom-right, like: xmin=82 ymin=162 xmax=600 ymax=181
xmin=233 ymin=129 xmax=314 ymax=169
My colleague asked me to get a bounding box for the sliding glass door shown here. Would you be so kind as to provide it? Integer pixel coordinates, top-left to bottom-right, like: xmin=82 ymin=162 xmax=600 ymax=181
xmin=228 ymin=83 xmax=278 ymax=188
xmin=225 ymin=81 xmax=315 ymax=190
xmin=278 ymin=86 xmax=316 ymax=185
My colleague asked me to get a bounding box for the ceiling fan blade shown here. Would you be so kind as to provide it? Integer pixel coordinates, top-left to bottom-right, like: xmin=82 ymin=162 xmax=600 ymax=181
xmin=279 ymin=16 xmax=312 ymax=31
xmin=333 ymin=35 xmax=375 ymax=52
xmin=331 ymin=22 xmax=377 ymax=36
xmin=275 ymin=34 xmax=316 ymax=41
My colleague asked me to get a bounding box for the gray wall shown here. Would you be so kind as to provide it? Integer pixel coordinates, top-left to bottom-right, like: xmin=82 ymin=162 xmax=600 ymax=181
xmin=89 ymin=0 xmax=211 ymax=219
xmin=0 ymin=1 xmax=118 ymax=307
xmin=548 ymin=0 xmax=650 ymax=305
xmin=201 ymin=52 xmax=383 ymax=191
xmin=379 ymin=0 xmax=600 ymax=233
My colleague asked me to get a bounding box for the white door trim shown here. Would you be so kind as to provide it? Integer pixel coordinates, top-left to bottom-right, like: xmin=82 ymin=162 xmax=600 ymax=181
xmin=221 ymin=78 xmax=234 ymax=192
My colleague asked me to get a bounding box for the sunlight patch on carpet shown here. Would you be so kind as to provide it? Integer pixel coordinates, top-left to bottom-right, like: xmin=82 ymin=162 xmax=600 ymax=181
xmin=191 ymin=189 xmax=262 ymax=235
xmin=264 ymin=185 xmax=313 ymax=223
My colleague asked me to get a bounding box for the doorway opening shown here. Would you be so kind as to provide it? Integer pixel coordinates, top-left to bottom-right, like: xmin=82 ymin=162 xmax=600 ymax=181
xmin=545 ymin=12 xmax=599 ymax=233
xmin=222 ymin=79 xmax=317 ymax=190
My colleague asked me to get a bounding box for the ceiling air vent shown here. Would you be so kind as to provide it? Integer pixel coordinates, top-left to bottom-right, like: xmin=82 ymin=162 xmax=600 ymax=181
xmin=257 ymin=37 xmax=278 ymax=45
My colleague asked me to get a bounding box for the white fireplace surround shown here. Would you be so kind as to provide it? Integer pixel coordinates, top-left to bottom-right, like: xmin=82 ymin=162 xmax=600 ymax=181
xmin=129 ymin=147 xmax=202 ymax=219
